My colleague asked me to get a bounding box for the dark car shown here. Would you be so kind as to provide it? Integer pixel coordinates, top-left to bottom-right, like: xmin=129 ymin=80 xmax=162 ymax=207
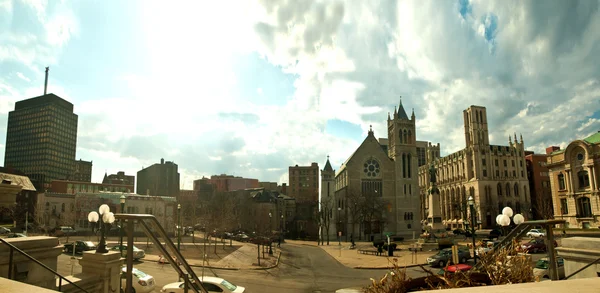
xmin=488 ymin=229 xmax=502 ymax=239
xmin=7 ymin=233 xmax=27 ymax=238
xmin=427 ymin=247 xmax=472 ymax=267
xmin=520 ymin=239 xmax=557 ymax=253
xmin=453 ymin=229 xmax=472 ymax=237
xmin=64 ymin=240 xmax=97 ymax=254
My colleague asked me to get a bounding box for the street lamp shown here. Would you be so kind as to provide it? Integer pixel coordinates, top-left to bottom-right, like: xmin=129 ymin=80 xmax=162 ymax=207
xmin=337 ymin=207 xmax=341 ymax=245
xmin=268 ymin=212 xmax=273 ymax=255
xmin=119 ymin=195 xmax=126 ymax=257
xmin=177 ymin=204 xmax=181 ymax=251
xmin=88 ymin=204 xmax=115 ymax=253
xmin=467 ymin=195 xmax=477 ymax=264
xmin=496 ymin=207 xmax=525 ymax=235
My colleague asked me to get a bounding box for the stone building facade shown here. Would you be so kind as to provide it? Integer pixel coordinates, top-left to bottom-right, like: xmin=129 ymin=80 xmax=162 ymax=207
xmin=547 ymin=132 xmax=600 ymax=229
xmin=332 ymin=100 xmax=421 ymax=241
xmin=418 ymin=106 xmax=531 ymax=229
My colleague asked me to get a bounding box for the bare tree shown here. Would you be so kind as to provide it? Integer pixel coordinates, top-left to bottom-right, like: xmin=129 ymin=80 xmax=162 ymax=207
xmin=362 ymin=192 xmax=388 ymax=239
xmin=60 ymin=212 xmax=77 ymax=243
xmin=318 ymin=197 xmax=334 ymax=245
xmin=346 ymin=188 xmax=366 ymax=241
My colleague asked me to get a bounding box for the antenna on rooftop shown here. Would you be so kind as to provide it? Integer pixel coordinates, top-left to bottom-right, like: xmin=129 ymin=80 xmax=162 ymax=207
xmin=44 ymin=67 xmax=49 ymax=95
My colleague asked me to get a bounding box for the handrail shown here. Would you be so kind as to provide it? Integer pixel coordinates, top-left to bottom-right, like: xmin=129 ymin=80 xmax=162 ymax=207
xmin=114 ymin=214 xmax=207 ymax=293
xmin=564 ymin=256 xmax=600 ymax=280
xmin=0 ymin=238 xmax=90 ymax=293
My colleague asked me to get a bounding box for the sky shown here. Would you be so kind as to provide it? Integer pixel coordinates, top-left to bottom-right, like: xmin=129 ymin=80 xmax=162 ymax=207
xmin=1 ymin=0 xmax=599 ymax=190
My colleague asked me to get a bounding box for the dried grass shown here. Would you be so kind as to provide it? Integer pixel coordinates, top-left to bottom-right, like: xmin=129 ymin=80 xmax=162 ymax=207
xmin=364 ymin=240 xmax=535 ymax=293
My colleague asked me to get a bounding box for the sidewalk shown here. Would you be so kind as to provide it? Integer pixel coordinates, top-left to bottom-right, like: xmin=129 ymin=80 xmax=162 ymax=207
xmin=102 ymin=238 xmax=280 ymax=270
xmin=286 ymin=240 xmax=433 ymax=269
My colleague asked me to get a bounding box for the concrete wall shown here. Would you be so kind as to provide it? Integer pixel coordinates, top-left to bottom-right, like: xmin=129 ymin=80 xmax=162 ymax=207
xmin=556 ymin=236 xmax=600 ymax=279
xmin=0 ymin=236 xmax=63 ymax=290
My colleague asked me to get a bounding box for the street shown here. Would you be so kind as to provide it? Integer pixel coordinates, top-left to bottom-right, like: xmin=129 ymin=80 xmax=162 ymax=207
xmin=58 ymin=241 xmax=429 ymax=293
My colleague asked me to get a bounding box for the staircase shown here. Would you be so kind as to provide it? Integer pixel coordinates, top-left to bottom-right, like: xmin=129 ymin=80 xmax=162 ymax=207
xmin=115 ymin=214 xmax=207 ymax=293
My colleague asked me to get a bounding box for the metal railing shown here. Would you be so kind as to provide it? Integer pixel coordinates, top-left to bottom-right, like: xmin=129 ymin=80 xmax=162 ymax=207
xmin=0 ymin=238 xmax=90 ymax=293
xmin=114 ymin=214 xmax=207 ymax=293
xmin=473 ymin=219 xmax=565 ymax=281
xmin=564 ymin=256 xmax=600 ymax=280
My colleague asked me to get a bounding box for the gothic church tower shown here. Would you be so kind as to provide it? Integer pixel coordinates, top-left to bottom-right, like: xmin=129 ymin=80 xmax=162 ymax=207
xmin=387 ymin=98 xmax=421 ymax=236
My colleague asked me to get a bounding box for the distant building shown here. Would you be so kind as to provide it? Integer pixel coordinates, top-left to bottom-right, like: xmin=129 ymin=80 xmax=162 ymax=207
xmin=136 ymin=158 xmax=180 ymax=197
xmin=525 ymin=151 xmax=553 ymax=220
xmin=288 ymin=163 xmax=319 ymax=239
xmin=102 ymin=171 xmax=135 ymax=187
xmin=288 ymin=163 xmax=319 ymax=203
xmin=259 ymin=182 xmax=287 ymax=193
xmin=70 ymin=159 xmax=92 ymax=182
xmin=49 ymin=180 xmax=133 ymax=194
xmin=208 ymin=174 xmax=259 ymax=193
xmin=547 ymin=132 xmax=600 ymax=229
xmin=0 ymin=168 xmax=37 ymax=226
xmin=3 ymin=94 xmax=78 ymax=189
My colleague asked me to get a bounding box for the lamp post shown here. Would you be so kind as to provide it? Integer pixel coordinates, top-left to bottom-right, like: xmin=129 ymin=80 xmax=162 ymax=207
xmin=496 ymin=207 xmax=525 ymax=236
xmin=87 ymin=204 xmax=115 ymax=253
xmin=119 ymin=195 xmax=126 ymax=257
xmin=337 ymin=207 xmax=341 ymax=245
xmin=467 ymin=195 xmax=477 ymax=264
xmin=177 ymin=204 xmax=181 ymax=252
xmin=268 ymin=212 xmax=273 ymax=255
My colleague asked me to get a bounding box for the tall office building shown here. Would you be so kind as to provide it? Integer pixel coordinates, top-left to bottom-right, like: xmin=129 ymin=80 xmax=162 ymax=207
xmin=4 ymin=94 xmax=78 ymax=189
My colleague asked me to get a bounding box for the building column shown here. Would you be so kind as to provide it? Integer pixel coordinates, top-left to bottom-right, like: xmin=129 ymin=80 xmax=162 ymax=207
xmin=588 ymin=166 xmax=596 ymax=191
xmin=566 ymin=170 xmax=574 ymax=195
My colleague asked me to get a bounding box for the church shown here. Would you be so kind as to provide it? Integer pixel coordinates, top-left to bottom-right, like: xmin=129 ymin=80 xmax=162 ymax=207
xmin=320 ymin=99 xmax=424 ymax=241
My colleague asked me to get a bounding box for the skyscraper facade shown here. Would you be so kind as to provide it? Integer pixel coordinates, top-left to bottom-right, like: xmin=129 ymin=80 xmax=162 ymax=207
xmin=136 ymin=158 xmax=180 ymax=196
xmin=4 ymin=94 xmax=78 ymax=189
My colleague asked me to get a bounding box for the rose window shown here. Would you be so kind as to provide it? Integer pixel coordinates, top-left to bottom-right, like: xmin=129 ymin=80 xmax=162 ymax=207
xmin=363 ymin=159 xmax=380 ymax=177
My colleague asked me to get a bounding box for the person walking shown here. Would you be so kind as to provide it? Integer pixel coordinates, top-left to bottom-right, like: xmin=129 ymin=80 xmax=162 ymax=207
xmin=277 ymin=236 xmax=281 ymax=248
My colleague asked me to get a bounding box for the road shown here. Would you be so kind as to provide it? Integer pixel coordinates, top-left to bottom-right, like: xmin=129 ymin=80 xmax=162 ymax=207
xmin=57 ymin=240 xmax=549 ymax=293
xmin=58 ymin=241 xmax=428 ymax=293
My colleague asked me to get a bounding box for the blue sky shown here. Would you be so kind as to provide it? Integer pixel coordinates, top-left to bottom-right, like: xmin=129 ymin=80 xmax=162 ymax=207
xmin=1 ymin=0 xmax=600 ymax=189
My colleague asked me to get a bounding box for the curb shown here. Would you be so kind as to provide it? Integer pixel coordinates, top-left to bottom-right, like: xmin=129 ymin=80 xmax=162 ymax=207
xmin=353 ymin=263 xmax=427 ymax=270
xmin=247 ymin=251 xmax=281 ymax=270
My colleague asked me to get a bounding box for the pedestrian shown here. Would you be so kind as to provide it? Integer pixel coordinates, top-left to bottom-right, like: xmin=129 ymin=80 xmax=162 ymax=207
xmin=277 ymin=236 xmax=281 ymax=247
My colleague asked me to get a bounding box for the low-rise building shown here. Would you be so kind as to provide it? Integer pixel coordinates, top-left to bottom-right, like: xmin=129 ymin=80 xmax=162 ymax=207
xmin=102 ymin=171 xmax=135 ymax=187
xmin=547 ymin=132 xmax=600 ymax=229
xmin=49 ymin=180 xmax=133 ymax=194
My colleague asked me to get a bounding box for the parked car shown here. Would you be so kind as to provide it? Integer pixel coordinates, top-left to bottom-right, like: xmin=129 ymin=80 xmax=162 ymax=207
xmin=121 ymin=267 xmax=155 ymax=293
xmin=51 ymin=226 xmax=77 ymax=237
xmin=526 ymin=229 xmax=546 ymax=238
xmin=488 ymin=229 xmax=502 ymax=239
xmin=6 ymin=233 xmax=27 ymax=238
xmin=427 ymin=247 xmax=471 ymax=267
xmin=452 ymin=229 xmax=472 ymax=237
xmin=64 ymin=241 xmax=97 ymax=254
xmin=160 ymin=277 xmax=245 ymax=293
xmin=476 ymin=240 xmax=501 ymax=256
xmin=533 ymin=257 xmax=565 ymax=280
xmin=521 ymin=238 xmax=558 ymax=253
xmin=110 ymin=245 xmax=145 ymax=260
xmin=0 ymin=227 xmax=11 ymax=234
xmin=437 ymin=264 xmax=473 ymax=276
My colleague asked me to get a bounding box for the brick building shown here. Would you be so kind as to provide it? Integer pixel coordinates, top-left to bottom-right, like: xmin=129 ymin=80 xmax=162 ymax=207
xmin=49 ymin=180 xmax=134 ymax=194
xmin=137 ymin=158 xmax=180 ymax=197
xmin=70 ymin=159 xmax=92 ymax=182
xmin=525 ymin=150 xmax=553 ymax=220
xmin=103 ymin=171 xmax=135 ymax=187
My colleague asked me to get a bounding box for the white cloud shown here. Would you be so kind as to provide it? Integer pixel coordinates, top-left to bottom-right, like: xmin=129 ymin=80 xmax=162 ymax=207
xmin=16 ymin=72 xmax=30 ymax=82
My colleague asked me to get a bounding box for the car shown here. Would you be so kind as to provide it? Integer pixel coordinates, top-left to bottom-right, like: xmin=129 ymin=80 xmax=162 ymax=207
xmin=6 ymin=233 xmax=27 ymax=238
xmin=526 ymin=229 xmax=546 ymax=238
xmin=453 ymin=229 xmax=472 ymax=237
xmin=0 ymin=227 xmax=11 ymax=234
xmin=533 ymin=257 xmax=565 ymax=280
xmin=437 ymin=264 xmax=473 ymax=276
xmin=121 ymin=267 xmax=155 ymax=293
xmin=110 ymin=245 xmax=146 ymax=260
xmin=64 ymin=241 xmax=97 ymax=254
xmin=160 ymin=277 xmax=245 ymax=293
xmin=51 ymin=226 xmax=77 ymax=237
xmin=426 ymin=247 xmax=472 ymax=267
xmin=521 ymin=238 xmax=557 ymax=253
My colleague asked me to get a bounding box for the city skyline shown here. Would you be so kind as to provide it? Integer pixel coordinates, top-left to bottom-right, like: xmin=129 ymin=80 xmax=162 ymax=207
xmin=1 ymin=1 xmax=599 ymax=188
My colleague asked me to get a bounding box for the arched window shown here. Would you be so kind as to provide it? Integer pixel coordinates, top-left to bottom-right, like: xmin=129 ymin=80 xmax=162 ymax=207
xmin=407 ymin=154 xmax=412 ymax=178
xmin=578 ymin=171 xmax=590 ymax=188
xmin=498 ymin=202 xmax=503 ymax=215
xmin=514 ymin=183 xmax=519 ymax=197
xmin=523 ymin=185 xmax=527 ymax=199
xmin=506 ymin=201 xmax=512 ymax=209
xmin=577 ymin=197 xmax=592 ymax=217
xmin=506 ymin=183 xmax=511 ymax=196
xmin=476 ymin=111 xmax=480 ymax=123
xmin=558 ymin=173 xmax=566 ymax=190
xmin=403 ymin=130 xmax=408 ymax=144
xmin=402 ymin=154 xmax=407 ymax=178
xmin=61 ymin=203 xmax=65 ymax=212
xmin=399 ymin=129 xmax=403 ymax=143
xmin=497 ymin=183 xmax=502 ymax=196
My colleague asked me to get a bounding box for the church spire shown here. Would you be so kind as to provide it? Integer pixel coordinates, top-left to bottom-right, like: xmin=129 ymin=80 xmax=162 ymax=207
xmin=397 ymin=96 xmax=409 ymax=120
xmin=324 ymin=155 xmax=333 ymax=172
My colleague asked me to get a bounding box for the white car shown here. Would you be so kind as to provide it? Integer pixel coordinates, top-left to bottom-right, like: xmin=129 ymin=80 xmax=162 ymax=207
xmin=110 ymin=245 xmax=146 ymax=260
xmin=121 ymin=267 xmax=156 ymax=293
xmin=526 ymin=229 xmax=546 ymax=238
xmin=160 ymin=277 xmax=245 ymax=293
